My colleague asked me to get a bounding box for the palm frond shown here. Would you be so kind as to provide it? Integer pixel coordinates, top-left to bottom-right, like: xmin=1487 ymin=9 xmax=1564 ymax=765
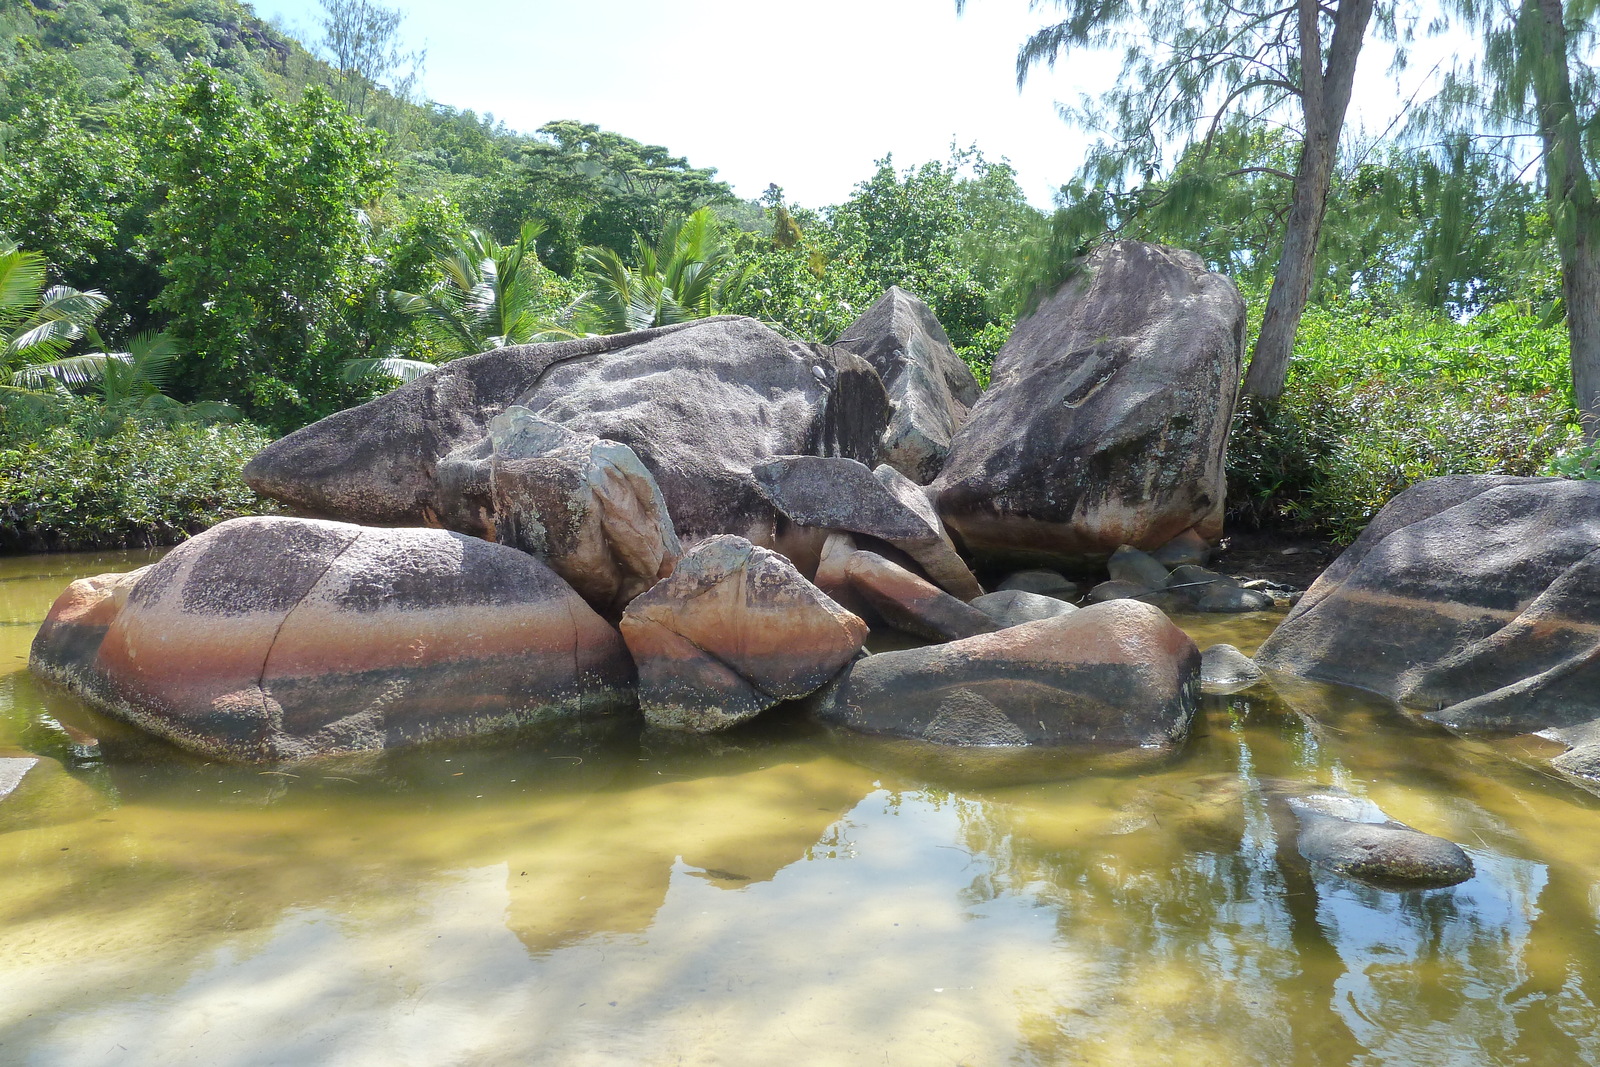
xmin=340 ymin=356 xmax=442 ymax=384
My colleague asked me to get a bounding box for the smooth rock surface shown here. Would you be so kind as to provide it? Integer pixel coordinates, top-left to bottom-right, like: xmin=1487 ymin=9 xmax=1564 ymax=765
xmin=1200 ymin=644 xmax=1264 ymax=695
xmin=1256 ymin=476 xmax=1600 ymax=734
xmin=751 ymin=456 xmax=982 ymax=599
xmin=833 ymin=286 xmax=981 ymax=483
xmin=843 ymin=550 xmax=998 ymax=643
xmin=970 ymin=590 xmax=1078 ymax=629
xmin=1285 ymin=792 xmax=1475 ymax=889
xmin=933 ymin=240 xmax=1244 ymax=567
xmin=1153 ymin=527 xmax=1211 ymax=568
xmin=27 ymin=566 xmax=149 ymax=680
xmin=996 ymin=570 xmax=1079 ymax=601
xmin=817 ymin=599 xmax=1200 ymax=749
xmin=620 ymin=535 xmax=867 ymax=733
xmin=244 ymin=317 xmax=891 ymax=551
xmin=1108 ymin=545 xmax=1171 ymax=591
xmin=30 ymin=517 xmax=636 ymax=762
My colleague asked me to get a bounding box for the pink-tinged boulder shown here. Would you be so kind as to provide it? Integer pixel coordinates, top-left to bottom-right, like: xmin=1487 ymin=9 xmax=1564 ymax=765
xmin=833 ymin=286 xmax=981 ymax=484
xmin=933 ymin=240 xmax=1243 ymax=567
xmin=620 ymin=535 xmax=867 ymax=733
xmin=29 ymin=517 xmax=635 ymax=762
xmin=752 ymin=455 xmax=982 ymax=600
xmin=843 ymin=550 xmax=997 ymax=643
xmin=27 ymin=566 xmax=150 ymax=683
xmin=437 ymin=407 xmax=682 ymax=615
xmin=817 ymin=599 xmax=1200 ymax=750
xmin=1256 ymin=475 xmax=1600 ymax=740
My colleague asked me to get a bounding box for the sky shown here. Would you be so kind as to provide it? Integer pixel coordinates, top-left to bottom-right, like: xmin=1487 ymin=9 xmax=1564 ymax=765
xmin=251 ymin=0 xmax=1455 ymax=210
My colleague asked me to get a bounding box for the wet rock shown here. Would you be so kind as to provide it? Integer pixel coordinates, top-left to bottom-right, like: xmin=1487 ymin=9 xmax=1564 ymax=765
xmin=1108 ymin=545 xmax=1171 ymax=590
xmin=996 ymin=570 xmax=1079 ymax=600
xmin=833 ymin=286 xmax=982 ymax=484
xmin=1153 ymin=527 xmax=1211 ymax=568
xmin=1256 ymin=476 xmax=1600 ymax=734
xmin=437 ymin=408 xmax=682 ymax=615
xmin=1088 ymin=579 xmax=1165 ymax=606
xmin=28 ymin=566 xmax=149 ymax=683
xmin=1552 ymin=743 xmax=1600 ymax=780
xmin=1284 ymin=791 xmax=1475 ymax=889
xmin=620 ymin=535 xmax=867 ymax=733
xmin=244 ymin=317 xmax=891 ymax=551
xmin=817 ymin=599 xmax=1200 ymax=750
xmin=30 ymin=517 xmax=636 ymax=762
xmin=1200 ymin=644 xmax=1264 ymax=695
xmin=843 ymin=550 xmax=998 ymax=642
xmin=751 ymin=455 xmax=982 ymax=599
xmin=0 ymin=751 xmax=105 ymax=833
xmin=1165 ymin=565 xmax=1274 ymax=613
xmin=970 ymin=590 xmax=1078 ymax=628
xmin=932 ymin=240 xmax=1244 ymax=567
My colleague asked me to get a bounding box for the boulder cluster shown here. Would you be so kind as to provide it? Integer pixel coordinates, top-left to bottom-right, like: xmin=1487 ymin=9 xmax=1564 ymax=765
xmin=31 ymin=240 xmax=1248 ymax=765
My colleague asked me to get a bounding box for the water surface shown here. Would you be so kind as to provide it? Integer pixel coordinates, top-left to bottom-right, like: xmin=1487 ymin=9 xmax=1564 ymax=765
xmin=2 ymin=553 xmax=1598 ymax=1066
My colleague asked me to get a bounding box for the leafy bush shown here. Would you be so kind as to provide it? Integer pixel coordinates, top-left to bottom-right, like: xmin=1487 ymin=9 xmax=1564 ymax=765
xmin=0 ymin=412 xmax=271 ymax=551
xmin=1227 ymin=297 xmax=1581 ymax=542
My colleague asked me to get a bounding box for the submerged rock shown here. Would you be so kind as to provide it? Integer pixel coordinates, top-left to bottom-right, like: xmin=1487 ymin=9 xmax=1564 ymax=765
xmin=243 ymin=317 xmax=891 ymax=552
xmin=1200 ymin=644 xmax=1264 ymax=695
xmin=1256 ymin=476 xmax=1600 ymax=735
xmin=1166 ymin=565 xmax=1275 ymax=613
xmin=30 ymin=517 xmax=636 ymax=762
xmin=0 ymin=751 xmax=105 ymax=833
xmin=751 ymin=455 xmax=982 ymax=599
xmin=843 ymin=550 xmax=998 ymax=642
xmin=833 ymin=286 xmax=981 ymax=484
xmin=1282 ymin=791 xmax=1475 ymax=889
xmin=933 ymin=240 xmax=1244 ymax=567
xmin=620 ymin=535 xmax=867 ymax=733
xmin=817 ymin=599 xmax=1200 ymax=750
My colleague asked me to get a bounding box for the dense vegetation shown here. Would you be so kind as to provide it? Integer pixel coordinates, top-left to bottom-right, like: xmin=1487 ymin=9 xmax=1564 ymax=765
xmin=0 ymin=0 xmax=1594 ymax=552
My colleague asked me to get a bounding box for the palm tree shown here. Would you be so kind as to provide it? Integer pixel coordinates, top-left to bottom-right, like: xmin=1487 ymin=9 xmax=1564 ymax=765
xmin=13 ymin=330 xmax=239 ymax=424
xmin=577 ymin=207 xmax=751 ymax=334
xmin=344 ymin=220 xmax=575 ymax=385
xmin=1 ymin=241 xmax=109 ymax=379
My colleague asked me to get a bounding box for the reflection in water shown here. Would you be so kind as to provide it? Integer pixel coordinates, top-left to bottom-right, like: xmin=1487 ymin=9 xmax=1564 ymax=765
xmin=1 ymin=561 xmax=1600 ymax=1064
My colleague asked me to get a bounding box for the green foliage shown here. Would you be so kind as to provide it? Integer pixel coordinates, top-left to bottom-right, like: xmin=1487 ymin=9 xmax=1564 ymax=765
xmin=0 ymin=240 xmax=107 ymax=371
xmin=1227 ymin=296 xmax=1581 ymax=541
xmin=143 ymin=65 xmax=390 ymax=428
xmin=1548 ymin=438 xmax=1600 ymax=480
xmin=577 ymin=208 xmax=748 ymax=334
xmin=0 ymin=406 xmax=270 ymax=551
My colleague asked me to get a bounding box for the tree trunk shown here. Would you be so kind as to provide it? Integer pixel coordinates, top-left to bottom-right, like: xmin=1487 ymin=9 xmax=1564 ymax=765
xmin=1241 ymin=0 xmax=1375 ymax=399
xmin=1526 ymin=0 xmax=1600 ymax=438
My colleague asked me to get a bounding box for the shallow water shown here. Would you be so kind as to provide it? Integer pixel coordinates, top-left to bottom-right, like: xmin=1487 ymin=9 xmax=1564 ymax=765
xmin=2 ymin=554 xmax=1599 ymax=1066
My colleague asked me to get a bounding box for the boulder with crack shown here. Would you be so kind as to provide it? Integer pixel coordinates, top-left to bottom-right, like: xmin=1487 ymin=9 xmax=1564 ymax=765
xmin=620 ymin=535 xmax=868 ymax=733
xmin=29 ymin=516 xmax=636 ymax=762
xmin=833 ymin=286 xmax=982 ymax=484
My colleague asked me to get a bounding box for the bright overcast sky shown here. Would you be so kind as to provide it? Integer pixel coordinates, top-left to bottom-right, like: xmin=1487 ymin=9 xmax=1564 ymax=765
xmin=251 ymin=0 xmax=1453 ymax=210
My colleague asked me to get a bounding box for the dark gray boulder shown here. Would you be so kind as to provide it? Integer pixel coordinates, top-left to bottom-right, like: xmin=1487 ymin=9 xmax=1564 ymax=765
xmin=932 ymin=240 xmax=1244 ymax=567
xmin=834 ymin=286 xmax=981 ymax=483
xmin=1108 ymin=545 xmax=1170 ymax=590
xmin=816 ymin=599 xmax=1200 ymax=750
xmin=244 ymin=317 xmax=891 ymax=552
xmin=970 ymin=589 xmax=1078 ymax=628
xmin=752 ymin=455 xmax=982 ymax=599
xmin=1166 ymin=565 xmax=1275 ymax=613
xmin=1282 ymin=791 xmax=1475 ymax=889
xmin=996 ymin=570 xmax=1079 ymax=600
xmin=1255 ymin=476 xmax=1600 ymax=734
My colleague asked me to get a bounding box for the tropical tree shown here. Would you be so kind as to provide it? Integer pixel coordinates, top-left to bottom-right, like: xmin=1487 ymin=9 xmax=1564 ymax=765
xmin=577 ymin=207 xmax=749 ymax=334
xmin=0 ymin=241 xmax=107 ymax=379
xmin=346 ymin=219 xmax=574 ymax=384
xmin=13 ymin=329 xmax=239 ymax=424
xmin=963 ymin=0 xmax=1399 ymax=397
xmin=1433 ymin=0 xmax=1600 ymax=436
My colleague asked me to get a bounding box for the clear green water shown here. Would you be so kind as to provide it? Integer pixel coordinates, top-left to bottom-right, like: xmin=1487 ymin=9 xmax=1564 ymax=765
xmin=2 ymin=553 xmax=1600 ymax=1066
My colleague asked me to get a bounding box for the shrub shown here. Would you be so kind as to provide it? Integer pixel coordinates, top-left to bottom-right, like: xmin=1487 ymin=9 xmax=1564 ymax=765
xmin=0 ymin=413 xmax=272 ymax=551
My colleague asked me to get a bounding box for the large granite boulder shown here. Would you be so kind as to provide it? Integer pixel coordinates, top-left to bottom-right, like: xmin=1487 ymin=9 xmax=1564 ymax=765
xmin=243 ymin=317 xmax=891 ymax=552
xmin=437 ymin=408 xmax=681 ymax=615
xmin=752 ymin=455 xmax=982 ymax=599
xmin=843 ymin=550 xmax=998 ymax=642
xmin=1255 ymin=476 xmax=1600 ymax=737
xmin=30 ymin=517 xmax=636 ymax=762
xmin=833 ymin=286 xmax=982 ymax=483
xmin=817 ymin=599 xmax=1199 ymax=749
xmin=620 ymin=535 xmax=867 ymax=733
xmin=932 ymin=240 xmax=1244 ymax=567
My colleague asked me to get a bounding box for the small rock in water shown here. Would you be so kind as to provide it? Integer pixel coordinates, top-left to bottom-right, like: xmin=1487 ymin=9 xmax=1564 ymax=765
xmin=1199 ymin=644 xmax=1264 ymax=695
xmin=1286 ymin=792 xmax=1475 ymax=889
xmin=970 ymin=590 xmax=1078 ymax=629
xmin=1108 ymin=545 xmax=1172 ymax=590
xmin=996 ymin=570 xmax=1079 ymax=600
